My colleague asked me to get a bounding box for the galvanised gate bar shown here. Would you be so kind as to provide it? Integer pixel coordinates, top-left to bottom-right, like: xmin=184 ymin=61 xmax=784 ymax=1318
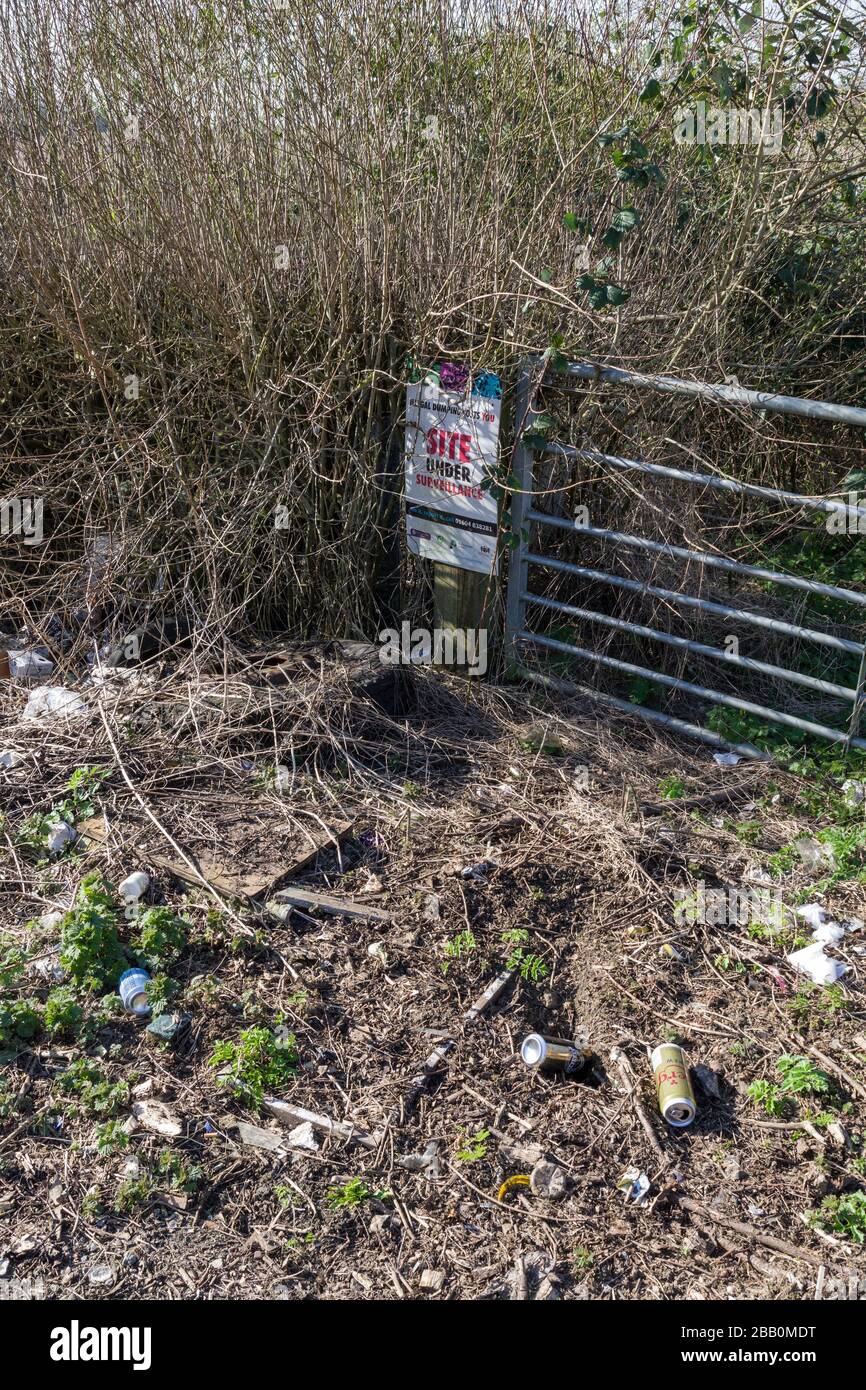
xmin=505 ymin=357 xmax=866 ymax=760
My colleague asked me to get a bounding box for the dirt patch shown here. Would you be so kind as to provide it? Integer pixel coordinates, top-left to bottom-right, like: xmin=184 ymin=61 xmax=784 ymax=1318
xmin=1 ymin=658 xmax=865 ymax=1300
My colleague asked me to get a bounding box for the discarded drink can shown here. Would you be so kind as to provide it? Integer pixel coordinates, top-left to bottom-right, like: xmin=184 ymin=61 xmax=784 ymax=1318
xmin=651 ymin=1043 xmax=696 ymax=1128
xmin=119 ymin=968 xmax=152 ymax=1017
xmin=520 ymin=1032 xmax=592 ymax=1078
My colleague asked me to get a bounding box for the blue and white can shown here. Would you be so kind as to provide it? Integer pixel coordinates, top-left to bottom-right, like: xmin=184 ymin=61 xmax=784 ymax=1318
xmin=119 ymin=968 xmax=151 ymax=1016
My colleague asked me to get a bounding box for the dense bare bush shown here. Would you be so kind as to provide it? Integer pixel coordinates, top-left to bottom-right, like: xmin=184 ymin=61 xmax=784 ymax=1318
xmin=1 ymin=0 xmax=864 ymax=662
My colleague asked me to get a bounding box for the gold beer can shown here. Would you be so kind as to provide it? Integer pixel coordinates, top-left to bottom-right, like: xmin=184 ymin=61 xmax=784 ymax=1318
xmin=650 ymin=1043 xmax=696 ymax=1128
xmin=520 ymin=1032 xmax=591 ymax=1078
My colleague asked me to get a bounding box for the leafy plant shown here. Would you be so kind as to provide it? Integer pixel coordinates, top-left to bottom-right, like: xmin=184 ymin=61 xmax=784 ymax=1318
xmin=807 ymin=1191 xmax=866 ymax=1244
xmin=499 ymin=928 xmax=548 ymax=980
xmin=659 ymin=775 xmax=686 ymax=800
xmin=157 ymin=1149 xmax=202 ymax=1193
xmin=95 ymin=1119 xmax=130 ymax=1155
xmin=59 ymin=874 xmax=126 ymax=993
xmin=58 ymin=1057 xmax=128 ymax=1117
xmin=134 ymin=907 xmax=187 ymax=968
xmin=441 ymin=929 xmax=476 ymax=974
xmin=748 ymin=1054 xmax=834 ymax=1117
xmin=209 ymin=1026 xmax=298 ymax=1108
xmin=43 ymin=988 xmax=84 ymax=1039
xmin=0 ymin=998 xmax=41 ymax=1046
xmin=326 ymin=1178 xmax=382 ymax=1209
xmin=455 ymin=1127 xmax=490 ymax=1162
xmin=146 ymin=973 xmax=179 ymax=1016
xmin=776 ymin=1054 xmax=833 ymax=1097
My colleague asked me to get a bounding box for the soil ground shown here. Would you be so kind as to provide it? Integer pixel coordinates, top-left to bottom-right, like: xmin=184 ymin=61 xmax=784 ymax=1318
xmin=2 ymin=650 xmax=865 ymax=1301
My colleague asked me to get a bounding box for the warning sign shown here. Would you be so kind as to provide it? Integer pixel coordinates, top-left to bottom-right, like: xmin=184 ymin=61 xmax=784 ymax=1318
xmin=404 ymin=372 xmax=501 ymax=575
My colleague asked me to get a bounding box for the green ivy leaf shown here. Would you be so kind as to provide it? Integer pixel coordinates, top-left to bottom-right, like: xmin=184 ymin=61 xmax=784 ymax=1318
xmin=639 ymin=77 xmax=661 ymax=103
xmin=612 ymin=205 xmax=640 ymax=232
xmin=606 ymin=284 xmax=631 ymax=305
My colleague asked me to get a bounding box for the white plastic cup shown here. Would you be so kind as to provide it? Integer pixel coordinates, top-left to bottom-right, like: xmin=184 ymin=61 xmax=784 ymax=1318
xmin=119 ymin=968 xmax=151 ymax=1016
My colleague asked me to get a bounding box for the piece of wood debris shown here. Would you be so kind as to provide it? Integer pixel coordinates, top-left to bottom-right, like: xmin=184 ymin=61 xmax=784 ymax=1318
xmin=131 ymin=1100 xmax=183 ymax=1139
xmin=267 ymin=886 xmax=392 ymax=923
xmin=232 ymin=1121 xmax=288 ymax=1155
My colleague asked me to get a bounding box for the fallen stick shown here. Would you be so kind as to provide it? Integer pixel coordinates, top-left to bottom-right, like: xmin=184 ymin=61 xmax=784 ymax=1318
xmin=806 ymin=1043 xmax=866 ymax=1102
xmin=261 ymin=1099 xmax=439 ymax=1173
xmin=388 ymin=969 xmax=515 ymax=1126
xmin=678 ymin=1197 xmax=847 ymax=1273
xmin=610 ymin=1046 xmax=668 ymax=1166
xmin=267 ymin=886 xmax=392 ymax=924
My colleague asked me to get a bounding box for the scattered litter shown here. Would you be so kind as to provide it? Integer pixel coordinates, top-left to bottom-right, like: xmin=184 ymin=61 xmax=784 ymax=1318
xmin=46 ymin=818 xmax=76 ymax=856
xmin=286 ymin=1121 xmax=320 ymax=1152
xmin=233 ymin=1121 xmax=287 ymax=1154
xmin=793 ymin=835 xmax=835 ymax=872
xmin=146 ymin=1012 xmax=191 ymax=1045
xmin=659 ymin=942 xmax=686 ymax=962
xmin=23 ymin=686 xmax=87 ymax=722
xmin=419 ymin=1269 xmax=446 ymax=1292
xmin=713 ymin=752 xmax=740 ymax=766
xmin=747 ymin=1203 xmax=765 ymax=1220
xmin=0 ymin=749 xmax=25 ymax=769
xmin=788 ymin=907 xmax=853 ymax=984
xmin=787 ymin=940 xmax=848 ymax=986
xmin=618 ymin=1168 xmax=651 ymax=1205
xmin=7 ymin=650 xmax=54 ymax=680
xmin=814 ymin=921 xmax=846 ymax=946
xmin=119 ymin=968 xmax=152 ymax=1016
xmin=274 ymin=764 xmax=291 ymax=793
xmin=497 ymin=1174 xmax=531 ymax=1202
xmin=131 ymin=1100 xmax=183 ymax=1139
xmin=267 ymin=886 xmax=392 ymax=924
xmin=119 ymin=871 xmax=150 ymax=904
xmin=132 ymin=1078 xmax=154 ymax=1098
xmin=651 ymin=1043 xmax=696 ymax=1128
xmin=796 ymin=903 xmax=830 ymax=930
xmin=842 ymin=779 xmax=866 ymax=807
xmin=87 ymin=1264 xmax=115 ymax=1287
xmin=520 ymin=1031 xmax=593 ymax=1078
xmin=32 ymin=950 xmax=65 ymax=984
xmin=498 ymin=1141 xmax=545 ymax=1168
xmin=367 ymin=941 xmax=388 ymax=968
xmin=422 ymin=893 xmax=441 ymax=923
xmin=359 ymin=871 xmax=385 ymax=895
xmin=529 ymin=1160 xmax=569 ymax=1200
xmin=460 ymin=857 xmax=498 ymax=879
xmin=692 ymin=1063 xmax=721 ymax=1101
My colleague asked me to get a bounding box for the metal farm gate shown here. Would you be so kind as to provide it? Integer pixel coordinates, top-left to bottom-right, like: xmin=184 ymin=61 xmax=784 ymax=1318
xmin=505 ymin=357 xmax=866 ymax=759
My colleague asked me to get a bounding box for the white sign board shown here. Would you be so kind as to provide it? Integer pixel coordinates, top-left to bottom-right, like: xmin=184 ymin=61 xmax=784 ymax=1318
xmin=404 ymin=376 xmax=501 ymax=575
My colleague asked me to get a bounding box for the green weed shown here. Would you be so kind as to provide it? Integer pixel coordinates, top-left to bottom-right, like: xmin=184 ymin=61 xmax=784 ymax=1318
xmin=455 ymin=1127 xmax=490 ymax=1162
xmin=807 ymin=1191 xmax=866 ymax=1244
xmin=209 ymin=1026 xmax=298 ymax=1108
xmin=59 ymin=874 xmax=126 ymax=993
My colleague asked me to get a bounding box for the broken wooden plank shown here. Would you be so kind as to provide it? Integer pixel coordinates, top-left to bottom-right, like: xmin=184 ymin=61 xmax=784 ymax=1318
xmin=267 ymin=886 xmax=392 ymax=924
xmin=263 ymin=1100 xmax=381 ymax=1148
xmin=231 ymin=1121 xmax=289 ymax=1155
xmin=78 ymin=814 xmax=351 ymax=903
